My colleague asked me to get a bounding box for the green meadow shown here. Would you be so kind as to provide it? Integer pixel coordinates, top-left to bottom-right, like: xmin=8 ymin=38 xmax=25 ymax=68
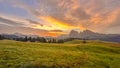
xmin=0 ymin=40 xmax=120 ymax=68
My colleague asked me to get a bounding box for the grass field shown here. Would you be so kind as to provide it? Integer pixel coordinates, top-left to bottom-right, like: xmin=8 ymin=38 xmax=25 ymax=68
xmin=0 ymin=40 xmax=120 ymax=68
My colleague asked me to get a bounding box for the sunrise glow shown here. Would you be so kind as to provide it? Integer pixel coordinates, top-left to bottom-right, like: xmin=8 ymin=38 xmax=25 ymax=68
xmin=0 ymin=0 xmax=119 ymax=37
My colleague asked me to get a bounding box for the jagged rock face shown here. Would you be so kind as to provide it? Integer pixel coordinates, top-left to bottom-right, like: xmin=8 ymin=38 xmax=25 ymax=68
xmin=69 ymin=30 xmax=79 ymax=38
xmin=69 ymin=30 xmax=96 ymax=38
xmin=68 ymin=30 xmax=120 ymax=42
xmin=79 ymin=30 xmax=99 ymax=38
xmin=82 ymin=30 xmax=95 ymax=34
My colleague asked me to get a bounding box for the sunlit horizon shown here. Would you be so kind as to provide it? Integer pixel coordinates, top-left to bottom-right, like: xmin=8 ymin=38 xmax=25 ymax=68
xmin=0 ymin=0 xmax=120 ymax=37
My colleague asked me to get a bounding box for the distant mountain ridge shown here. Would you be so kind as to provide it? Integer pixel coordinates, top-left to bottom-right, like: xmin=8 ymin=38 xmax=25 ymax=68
xmin=1 ymin=30 xmax=120 ymax=43
xmin=0 ymin=33 xmax=40 ymax=40
xmin=68 ymin=30 xmax=120 ymax=42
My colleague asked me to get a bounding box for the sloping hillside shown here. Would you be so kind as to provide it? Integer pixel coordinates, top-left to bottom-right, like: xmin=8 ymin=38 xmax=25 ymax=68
xmin=0 ymin=40 xmax=120 ymax=68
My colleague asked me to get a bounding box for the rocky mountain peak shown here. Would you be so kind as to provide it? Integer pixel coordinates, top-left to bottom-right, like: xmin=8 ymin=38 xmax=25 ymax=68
xmin=69 ymin=30 xmax=79 ymax=38
xmin=82 ymin=30 xmax=94 ymax=34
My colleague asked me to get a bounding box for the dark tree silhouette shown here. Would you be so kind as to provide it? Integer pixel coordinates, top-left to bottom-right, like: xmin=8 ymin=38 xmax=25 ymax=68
xmin=82 ymin=40 xmax=87 ymax=43
xmin=24 ymin=36 xmax=28 ymax=42
xmin=28 ymin=37 xmax=32 ymax=42
xmin=0 ymin=35 xmax=5 ymax=40
xmin=0 ymin=35 xmax=2 ymax=40
xmin=52 ymin=39 xmax=57 ymax=43
xmin=57 ymin=40 xmax=64 ymax=43
xmin=38 ymin=37 xmax=46 ymax=43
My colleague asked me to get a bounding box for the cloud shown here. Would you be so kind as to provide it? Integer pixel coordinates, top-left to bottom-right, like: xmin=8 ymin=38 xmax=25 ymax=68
xmin=0 ymin=16 xmax=24 ymax=27
xmin=0 ymin=24 xmax=47 ymax=35
xmin=0 ymin=14 xmax=46 ymax=29
xmin=26 ymin=19 xmax=44 ymax=27
xmin=0 ymin=0 xmax=120 ymax=34
xmin=0 ymin=14 xmax=30 ymax=24
xmin=47 ymin=29 xmax=67 ymax=37
xmin=3 ymin=0 xmax=88 ymax=31
xmin=0 ymin=24 xmax=65 ymax=37
xmin=49 ymin=30 xmax=63 ymax=32
xmin=107 ymin=9 xmax=120 ymax=28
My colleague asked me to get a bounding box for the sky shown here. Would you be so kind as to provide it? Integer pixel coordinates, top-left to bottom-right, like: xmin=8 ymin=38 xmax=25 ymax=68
xmin=0 ymin=0 xmax=120 ymax=37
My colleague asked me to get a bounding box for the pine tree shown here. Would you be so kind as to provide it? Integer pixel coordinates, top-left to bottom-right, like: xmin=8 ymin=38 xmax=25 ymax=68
xmin=57 ymin=40 xmax=64 ymax=43
xmin=28 ymin=37 xmax=32 ymax=42
xmin=24 ymin=36 xmax=28 ymax=42
xmin=0 ymin=35 xmax=2 ymax=40
xmin=52 ymin=39 xmax=57 ymax=43
xmin=40 ymin=37 xmax=46 ymax=43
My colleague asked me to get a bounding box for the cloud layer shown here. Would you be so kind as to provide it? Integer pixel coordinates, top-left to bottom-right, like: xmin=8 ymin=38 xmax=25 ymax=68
xmin=0 ymin=0 xmax=120 ymax=36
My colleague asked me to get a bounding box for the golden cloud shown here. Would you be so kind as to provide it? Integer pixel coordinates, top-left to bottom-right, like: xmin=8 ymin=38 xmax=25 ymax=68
xmin=5 ymin=0 xmax=120 ymax=35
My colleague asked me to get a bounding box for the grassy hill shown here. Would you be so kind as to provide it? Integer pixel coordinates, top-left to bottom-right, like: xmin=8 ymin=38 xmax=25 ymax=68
xmin=0 ymin=40 xmax=120 ymax=68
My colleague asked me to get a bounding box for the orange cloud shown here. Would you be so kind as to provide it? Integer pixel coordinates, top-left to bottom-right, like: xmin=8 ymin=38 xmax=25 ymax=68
xmin=32 ymin=25 xmax=54 ymax=30
xmin=91 ymin=17 xmax=103 ymax=24
xmin=40 ymin=16 xmax=87 ymax=31
xmin=9 ymin=0 xmax=120 ymax=34
xmin=44 ymin=31 xmax=67 ymax=37
xmin=41 ymin=16 xmax=74 ymax=29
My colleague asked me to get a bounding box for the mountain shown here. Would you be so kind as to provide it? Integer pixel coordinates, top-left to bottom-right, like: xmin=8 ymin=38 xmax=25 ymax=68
xmin=57 ymin=34 xmax=69 ymax=39
xmin=1 ymin=34 xmax=20 ymax=40
xmin=0 ymin=33 xmax=40 ymax=40
xmin=68 ymin=30 xmax=120 ymax=42
xmin=69 ymin=30 xmax=79 ymax=38
xmin=13 ymin=32 xmax=26 ymax=38
xmin=1 ymin=30 xmax=120 ymax=43
xmin=13 ymin=33 xmax=39 ymax=38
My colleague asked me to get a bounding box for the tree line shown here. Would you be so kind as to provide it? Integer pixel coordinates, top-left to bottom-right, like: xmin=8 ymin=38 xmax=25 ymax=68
xmin=0 ymin=35 xmax=5 ymax=40
xmin=0 ymin=35 xmax=87 ymax=43
xmin=0 ymin=35 xmax=64 ymax=43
